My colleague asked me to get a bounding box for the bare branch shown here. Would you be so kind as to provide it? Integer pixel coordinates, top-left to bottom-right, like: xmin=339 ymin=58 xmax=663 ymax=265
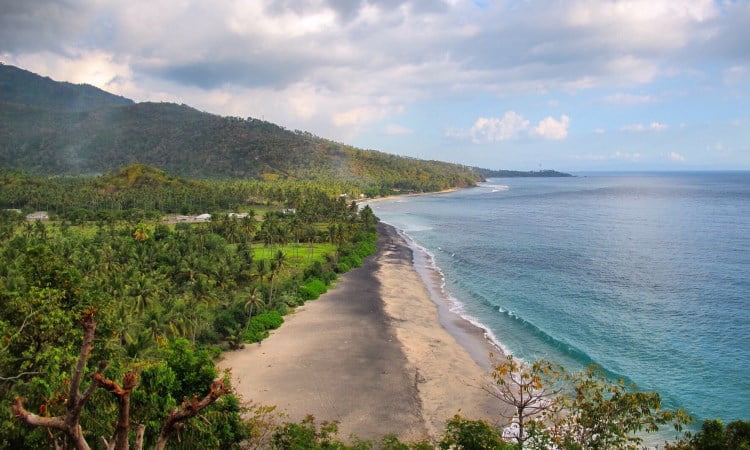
xmin=1 ymin=306 xmax=35 ymax=353
xmin=68 ymin=309 xmax=98 ymax=411
xmin=94 ymin=371 xmax=138 ymax=450
xmin=134 ymin=424 xmax=146 ymax=450
xmin=155 ymin=380 xmax=230 ymax=450
xmin=12 ymin=397 xmax=66 ymax=431
xmin=0 ymin=371 xmax=45 ymax=382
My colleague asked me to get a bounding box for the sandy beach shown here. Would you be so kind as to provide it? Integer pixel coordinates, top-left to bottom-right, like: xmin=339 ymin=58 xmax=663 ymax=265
xmin=355 ymin=187 xmax=461 ymax=205
xmin=220 ymin=222 xmax=506 ymax=441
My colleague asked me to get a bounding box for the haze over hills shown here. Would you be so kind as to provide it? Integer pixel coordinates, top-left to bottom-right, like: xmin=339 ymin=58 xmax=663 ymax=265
xmin=0 ymin=64 xmax=568 ymax=189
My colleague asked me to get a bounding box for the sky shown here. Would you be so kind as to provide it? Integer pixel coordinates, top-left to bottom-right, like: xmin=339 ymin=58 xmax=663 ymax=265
xmin=1 ymin=0 xmax=749 ymax=171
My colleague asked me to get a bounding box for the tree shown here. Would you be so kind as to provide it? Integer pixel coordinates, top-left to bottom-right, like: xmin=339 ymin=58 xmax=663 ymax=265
xmin=438 ymin=415 xmax=514 ymax=450
xmin=553 ymin=365 xmax=690 ymax=449
xmin=667 ymin=419 xmax=750 ymax=450
xmin=483 ymin=354 xmax=564 ymax=446
xmin=12 ymin=311 xmax=231 ymax=450
xmin=244 ymin=287 xmax=264 ymax=319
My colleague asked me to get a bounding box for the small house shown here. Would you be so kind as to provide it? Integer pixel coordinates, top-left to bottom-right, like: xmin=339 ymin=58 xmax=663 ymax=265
xmin=26 ymin=211 xmax=49 ymax=221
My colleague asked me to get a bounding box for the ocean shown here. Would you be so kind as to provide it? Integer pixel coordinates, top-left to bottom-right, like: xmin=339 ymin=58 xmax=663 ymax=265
xmin=368 ymin=172 xmax=750 ymax=427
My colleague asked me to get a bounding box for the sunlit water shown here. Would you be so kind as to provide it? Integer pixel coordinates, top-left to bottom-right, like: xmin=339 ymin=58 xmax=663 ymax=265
xmin=370 ymin=172 xmax=750 ymax=428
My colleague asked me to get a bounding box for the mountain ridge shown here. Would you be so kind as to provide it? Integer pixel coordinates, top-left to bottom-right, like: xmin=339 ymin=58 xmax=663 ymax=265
xmin=0 ymin=64 xmax=569 ymax=189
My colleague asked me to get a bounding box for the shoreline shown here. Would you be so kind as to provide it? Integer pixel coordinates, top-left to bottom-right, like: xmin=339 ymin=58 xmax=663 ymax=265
xmin=390 ymin=224 xmax=507 ymax=370
xmin=356 ymin=187 xmax=462 ymax=205
xmin=219 ymin=222 xmax=506 ymax=441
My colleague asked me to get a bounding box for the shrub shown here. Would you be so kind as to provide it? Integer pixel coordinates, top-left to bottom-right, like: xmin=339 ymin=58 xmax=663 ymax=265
xmin=322 ymin=270 xmax=337 ymax=284
xmin=300 ymin=278 xmax=327 ymax=300
xmin=242 ymin=312 xmax=284 ymax=343
xmin=438 ymin=415 xmax=512 ymax=450
xmin=253 ymin=311 xmax=283 ymax=330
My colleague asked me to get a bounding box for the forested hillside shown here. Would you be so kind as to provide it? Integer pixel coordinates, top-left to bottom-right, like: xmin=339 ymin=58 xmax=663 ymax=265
xmin=0 ymin=64 xmax=133 ymax=111
xmin=0 ymin=64 xmax=481 ymax=192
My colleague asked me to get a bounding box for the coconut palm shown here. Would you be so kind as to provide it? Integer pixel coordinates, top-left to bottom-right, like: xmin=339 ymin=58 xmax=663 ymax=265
xmin=244 ymin=288 xmax=264 ymax=319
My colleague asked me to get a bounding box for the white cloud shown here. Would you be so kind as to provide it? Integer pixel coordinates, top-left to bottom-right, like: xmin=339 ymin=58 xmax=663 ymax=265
xmin=724 ymin=65 xmax=747 ymax=85
xmin=669 ymin=151 xmax=686 ymax=162
xmin=2 ymin=50 xmax=132 ymax=92
xmin=533 ymin=115 xmax=570 ymax=140
xmin=383 ymin=124 xmax=414 ymax=136
xmin=603 ymin=93 xmax=655 ymax=106
xmin=460 ymin=111 xmax=572 ymax=143
xmin=594 ymin=128 xmax=606 ymax=134
xmin=1 ymin=0 xmax=747 ymax=144
xmin=621 ymin=122 xmax=668 ymax=132
xmin=470 ymin=112 xmax=530 ymax=143
xmin=573 ymin=151 xmax=642 ymax=161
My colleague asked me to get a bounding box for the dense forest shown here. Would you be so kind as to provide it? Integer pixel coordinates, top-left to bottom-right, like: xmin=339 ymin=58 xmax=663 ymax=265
xmin=0 ymin=64 xmax=481 ymax=192
xmin=0 ymin=166 xmax=381 ymax=448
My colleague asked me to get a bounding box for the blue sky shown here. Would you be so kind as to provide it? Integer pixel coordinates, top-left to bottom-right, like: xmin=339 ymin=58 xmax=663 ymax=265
xmin=2 ymin=0 xmax=749 ymax=170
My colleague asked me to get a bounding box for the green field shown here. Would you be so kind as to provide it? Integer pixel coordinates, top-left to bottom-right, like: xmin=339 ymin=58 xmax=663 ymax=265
xmin=252 ymin=242 xmax=336 ymax=267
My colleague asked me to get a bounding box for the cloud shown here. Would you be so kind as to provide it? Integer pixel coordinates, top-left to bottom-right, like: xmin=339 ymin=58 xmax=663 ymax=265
xmin=573 ymin=151 xmax=642 ymax=161
xmin=669 ymin=151 xmax=686 ymax=162
xmin=383 ymin=124 xmax=414 ymax=135
xmin=1 ymin=0 xmax=748 ymax=142
xmin=470 ymin=112 xmax=530 ymax=143
xmin=533 ymin=115 xmax=570 ymax=140
xmin=603 ymin=93 xmax=655 ymax=106
xmin=621 ymin=122 xmax=668 ymax=132
xmin=2 ymin=50 xmax=131 ymax=91
xmin=460 ymin=111 xmax=572 ymax=143
xmin=724 ymin=65 xmax=747 ymax=86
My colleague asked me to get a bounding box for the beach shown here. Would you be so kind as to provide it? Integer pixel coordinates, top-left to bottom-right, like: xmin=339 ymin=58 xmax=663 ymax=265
xmin=220 ymin=222 xmax=506 ymax=441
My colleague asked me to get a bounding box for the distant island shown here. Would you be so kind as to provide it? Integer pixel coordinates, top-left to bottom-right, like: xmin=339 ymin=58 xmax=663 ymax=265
xmin=471 ymin=167 xmax=573 ymax=178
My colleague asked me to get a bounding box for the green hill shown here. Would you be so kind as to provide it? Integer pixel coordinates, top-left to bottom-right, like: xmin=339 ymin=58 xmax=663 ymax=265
xmin=0 ymin=64 xmax=480 ymax=191
xmin=0 ymin=63 xmax=133 ymax=111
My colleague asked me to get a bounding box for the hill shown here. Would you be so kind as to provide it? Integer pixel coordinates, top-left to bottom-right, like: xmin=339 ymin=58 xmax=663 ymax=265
xmin=0 ymin=64 xmax=481 ymax=191
xmin=0 ymin=63 xmax=133 ymax=111
xmin=472 ymin=168 xmax=573 ymax=178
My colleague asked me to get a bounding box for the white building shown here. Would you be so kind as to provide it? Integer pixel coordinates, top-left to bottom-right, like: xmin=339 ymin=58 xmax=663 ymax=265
xmin=26 ymin=211 xmax=49 ymax=221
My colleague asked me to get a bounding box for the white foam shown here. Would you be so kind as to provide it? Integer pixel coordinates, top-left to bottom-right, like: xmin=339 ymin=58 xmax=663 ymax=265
xmin=480 ymin=183 xmax=510 ymax=192
xmin=384 ymin=221 xmax=514 ymax=357
xmin=402 ymin=224 xmax=433 ymax=232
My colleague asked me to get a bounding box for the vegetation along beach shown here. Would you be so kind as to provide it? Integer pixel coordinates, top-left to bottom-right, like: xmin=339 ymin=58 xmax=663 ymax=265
xmin=2 ymin=1 xmax=750 ymax=449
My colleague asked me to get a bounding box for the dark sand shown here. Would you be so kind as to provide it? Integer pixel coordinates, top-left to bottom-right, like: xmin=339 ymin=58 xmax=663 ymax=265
xmin=220 ymin=223 xmax=505 ymax=441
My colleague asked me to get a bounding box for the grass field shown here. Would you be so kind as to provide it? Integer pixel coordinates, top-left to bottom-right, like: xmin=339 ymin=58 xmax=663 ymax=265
xmin=252 ymin=243 xmax=336 ymax=268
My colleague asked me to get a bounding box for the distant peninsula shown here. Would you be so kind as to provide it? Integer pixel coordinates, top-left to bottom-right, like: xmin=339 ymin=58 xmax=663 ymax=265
xmin=471 ymin=167 xmax=573 ymax=178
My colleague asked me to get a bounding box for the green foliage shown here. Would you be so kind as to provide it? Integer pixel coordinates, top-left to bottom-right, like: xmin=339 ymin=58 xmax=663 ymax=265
xmin=243 ymin=312 xmax=284 ymax=343
xmin=271 ymin=416 xmax=349 ymax=450
xmin=300 ymin=278 xmax=328 ymax=300
xmin=556 ymin=365 xmax=691 ymax=449
xmin=667 ymin=419 xmax=750 ymax=450
xmin=0 ymin=63 xmax=133 ymax=112
xmin=438 ymin=415 xmax=515 ymax=450
xmin=1 ymin=65 xmax=483 ymax=190
xmin=252 ymin=311 xmax=284 ymax=331
xmin=0 ymin=164 xmax=382 ymax=448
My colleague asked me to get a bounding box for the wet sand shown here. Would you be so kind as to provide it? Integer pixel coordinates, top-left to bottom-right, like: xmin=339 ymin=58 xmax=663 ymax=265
xmin=220 ymin=223 xmax=506 ymax=441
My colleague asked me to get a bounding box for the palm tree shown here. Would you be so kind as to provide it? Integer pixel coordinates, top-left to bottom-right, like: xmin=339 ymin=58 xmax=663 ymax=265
xmin=244 ymin=288 xmax=264 ymax=319
xmin=268 ymin=250 xmax=286 ymax=302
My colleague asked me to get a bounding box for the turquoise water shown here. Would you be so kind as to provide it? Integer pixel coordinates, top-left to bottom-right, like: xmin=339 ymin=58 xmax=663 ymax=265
xmin=369 ymin=172 xmax=750 ymax=425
